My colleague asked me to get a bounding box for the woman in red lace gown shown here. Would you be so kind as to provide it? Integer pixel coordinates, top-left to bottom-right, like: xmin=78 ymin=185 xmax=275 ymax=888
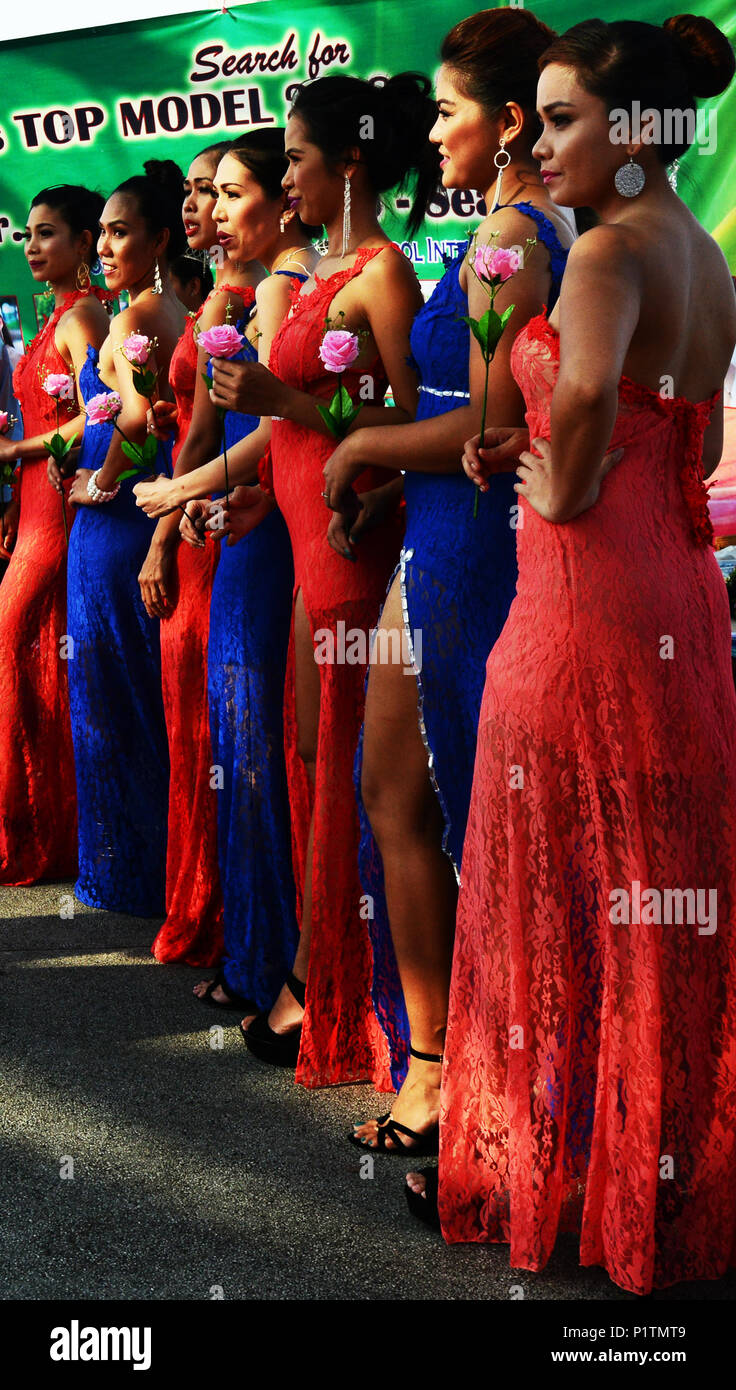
xmin=222 ymin=75 xmax=439 ymax=1087
xmin=138 ymin=140 xmax=261 ymax=967
xmin=0 ymin=186 xmax=110 ymax=884
xmin=426 ymin=18 xmax=736 ymax=1295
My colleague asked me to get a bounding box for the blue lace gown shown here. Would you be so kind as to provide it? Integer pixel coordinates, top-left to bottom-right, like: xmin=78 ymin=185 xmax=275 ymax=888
xmin=207 ymin=305 xmax=298 ymax=1010
xmin=358 ymin=203 xmax=569 ymax=1087
xmin=67 ymin=346 xmax=172 ymax=915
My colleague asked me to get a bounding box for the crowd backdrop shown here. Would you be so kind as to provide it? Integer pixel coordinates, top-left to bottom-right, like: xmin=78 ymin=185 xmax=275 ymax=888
xmin=1 ymin=0 xmax=735 ymax=343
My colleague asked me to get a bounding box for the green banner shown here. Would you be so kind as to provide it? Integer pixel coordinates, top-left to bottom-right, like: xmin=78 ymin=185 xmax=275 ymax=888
xmin=1 ymin=0 xmax=735 ymax=342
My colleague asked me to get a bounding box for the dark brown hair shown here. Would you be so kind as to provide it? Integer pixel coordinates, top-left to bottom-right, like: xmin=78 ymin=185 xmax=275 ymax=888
xmin=539 ymin=15 xmax=735 ymax=161
xmin=440 ymin=7 xmax=557 ymax=138
xmin=289 ymin=73 xmax=440 ymax=236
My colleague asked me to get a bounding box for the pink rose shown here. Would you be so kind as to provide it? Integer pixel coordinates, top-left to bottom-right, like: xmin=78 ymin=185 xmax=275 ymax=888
xmin=474 ymin=245 xmax=520 ymax=284
xmin=122 ymin=333 xmax=154 ymax=365
xmin=197 ymin=324 xmax=245 ymax=358
xmin=0 ymin=412 xmax=8 ymax=433
xmin=85 ymin=391 xmax=123 ymax=425
xmin=44 ymin=372 xmax=75 ymax=400
xmin=319 ymin=329 xmax=360 ymax=373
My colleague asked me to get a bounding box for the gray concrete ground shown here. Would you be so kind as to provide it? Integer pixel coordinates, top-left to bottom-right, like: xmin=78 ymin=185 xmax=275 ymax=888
xmin=1 ymin=880 xmax=734 ymax=1303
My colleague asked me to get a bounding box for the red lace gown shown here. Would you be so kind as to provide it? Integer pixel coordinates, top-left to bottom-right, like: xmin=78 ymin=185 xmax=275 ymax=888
xmin=440 ymin=312 xmax=736 ymax=1295
xmin=0 ymin=291 xmax=94 ymax=883
xmin=267 ymin=246 xmax=404 ymax=1089
xmin=152 ymin=284 xmax=255 ymax=965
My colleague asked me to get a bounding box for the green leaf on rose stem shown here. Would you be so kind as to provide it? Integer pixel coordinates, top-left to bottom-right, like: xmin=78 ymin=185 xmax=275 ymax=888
xmin=142 ymin=433 xmax=159 ymax=462
xmin=328 ymin=384 xmax=353 ymax=424
xmin=499 ymin=303 xmax=515 ymax=328
xmin=115 ymin=467 xmax=141 ymax=481
xmin=61 ymin=432 xmax=79 ymax=457
xmin=201 ymin=371 xmax=213 ymax=392
xmin=132 ymin=373 xmax=156 ymax=399
xmin=120 ymin=441 xmax=144 ymax=464
xmin=460 ymin=314 xmax=492 ymax=358
xmin=315 ymin=402 xmax=342 ymax=439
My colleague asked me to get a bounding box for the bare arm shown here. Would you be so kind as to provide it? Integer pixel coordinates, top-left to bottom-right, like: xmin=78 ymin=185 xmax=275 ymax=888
xmin=209 ymin=247 xmax=423 ymax=437
xmin=522 ymin=228 xmax=641 ymax=523
xmin=3 ymin=299 xmax=108 ymax=467
xmin=323 ymin=213 xmax=552 ymax=507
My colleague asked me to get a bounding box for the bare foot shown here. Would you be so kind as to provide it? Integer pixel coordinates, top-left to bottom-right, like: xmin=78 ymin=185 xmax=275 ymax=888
xmin=193 ymin=978 xmax=230 ymax=1004
xmin=240 ymin=978 xmax=304 ymax=1037
xmin=406 ymin=1171 xmax=428 ymax=1197
xmin=352 ymin=1054 xmax=441 ymax=1150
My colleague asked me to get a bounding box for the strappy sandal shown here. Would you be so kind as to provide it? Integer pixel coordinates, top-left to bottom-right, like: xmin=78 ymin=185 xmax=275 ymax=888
xmin=240 ymin=971 xmax=305 ymax=1067
xmin=199 ymin=967 xmax=255 ymax=1012
xmin=404 ymin=1166 xmax=441 ymax=1230
xmin=347 ymin=1046 xmax=442 ymax=1155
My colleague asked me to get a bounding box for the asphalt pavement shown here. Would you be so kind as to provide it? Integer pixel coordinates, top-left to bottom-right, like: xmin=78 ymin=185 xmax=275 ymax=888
xmin=2 ymin=880 xmax=734 ymax=1303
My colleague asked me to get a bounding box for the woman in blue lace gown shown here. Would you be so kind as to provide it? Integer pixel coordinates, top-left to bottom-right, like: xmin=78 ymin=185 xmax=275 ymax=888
xmin=65 ymin=160 xmax=186 ymax=914
xmin=134 ymin=135 xmax=320 ymax=1009
xmin=322 ymin=9 xmax=574 ymax=1147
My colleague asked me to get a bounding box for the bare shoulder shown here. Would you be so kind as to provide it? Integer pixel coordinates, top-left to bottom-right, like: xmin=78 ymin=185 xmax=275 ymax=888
xmin=475 ymin=204 xmax=551 ymax=250
xmin=362 ymin=242 xmax=420 ymax=297
xmin=254 ymin=273 xmax=294 ymax=315
xmin=566 ymin=222 xmax=640 ymax=277
xmin=63 ymin=295 xmax=109 ymax=329
xmin=197 ymin=284 xmax=254 ymax=331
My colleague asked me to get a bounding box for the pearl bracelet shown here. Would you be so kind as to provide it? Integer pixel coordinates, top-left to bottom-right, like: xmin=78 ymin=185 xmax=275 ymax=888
xmin=87 ymin=469 xmax=120 ymax=503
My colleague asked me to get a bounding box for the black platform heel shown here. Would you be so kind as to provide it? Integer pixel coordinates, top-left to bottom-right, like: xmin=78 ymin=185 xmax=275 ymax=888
xmin=347 ymin=1045 xmax=442 ymax=1154
xmin=240 ymin=971 xmax=305 ymax=1068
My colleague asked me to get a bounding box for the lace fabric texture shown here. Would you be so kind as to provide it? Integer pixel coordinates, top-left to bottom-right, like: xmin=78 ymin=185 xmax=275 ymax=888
xmin=269 ymin=246 xmax=405 ymax=1089
xmin=202 ymin=307 xmax=299 ymax=1007
xmin=440 ymin=312 xmax=736 ymax=1295
xmin=0 ymin=292 xmax=96 ymax=883
xmin=153 ymin=287 xmax=255 ymax=965
xmin=67 ymin=346 xmax=171 ymax=915
xmin=356 ymin=209 xmax=568 ymax=1090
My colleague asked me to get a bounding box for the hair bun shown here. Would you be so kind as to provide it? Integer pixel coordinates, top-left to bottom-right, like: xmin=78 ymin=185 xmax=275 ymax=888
xmin=664 ymin=14 xmax=735 ymax=97
xmin=142 ymin=158 xmax=184 ymax=200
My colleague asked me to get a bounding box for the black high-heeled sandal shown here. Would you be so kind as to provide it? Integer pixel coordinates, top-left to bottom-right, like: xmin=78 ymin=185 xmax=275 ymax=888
xmin=347 ymin=1046 xmax=442 ymax=1155
xmin=404 ymin=1166 xmax=440 ymax=1230
xmin=240 ymin=971 xmax=305 ymax=1068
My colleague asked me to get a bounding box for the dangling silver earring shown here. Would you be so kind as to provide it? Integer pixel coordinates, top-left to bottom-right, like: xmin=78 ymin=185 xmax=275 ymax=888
xmin=668 ymin=159 xmax=680 ymax=192
xmin=614 ymin=156 xmax=646 ymax=198
xmin=280 ymin=213 xmax=287 ymax=234
xmin=490 ymin=139 xmax=511 ymax=212
xmin=341 ymin=172 xmax=352 ymax=259
xmin=152 ymin=258 xmax=163 ymax=294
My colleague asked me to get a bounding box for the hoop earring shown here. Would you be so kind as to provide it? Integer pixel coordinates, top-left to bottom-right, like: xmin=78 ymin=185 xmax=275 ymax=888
xmin=76 ymin=260 xmax=91 ymax=291
xmin=490 ymin=139 xmax=511 ymax=213
xmin=341 ymin=172 xmax=352 ymax=259
xmin=152 ymin=258 xmax=163 ymax=294
xmin=614 ymin=156 xmax=646 ymax=198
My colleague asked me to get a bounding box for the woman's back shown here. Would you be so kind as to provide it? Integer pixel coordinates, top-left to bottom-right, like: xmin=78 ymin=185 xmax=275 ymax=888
xmin=552 ymin=203 xmax=736 ymax=408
